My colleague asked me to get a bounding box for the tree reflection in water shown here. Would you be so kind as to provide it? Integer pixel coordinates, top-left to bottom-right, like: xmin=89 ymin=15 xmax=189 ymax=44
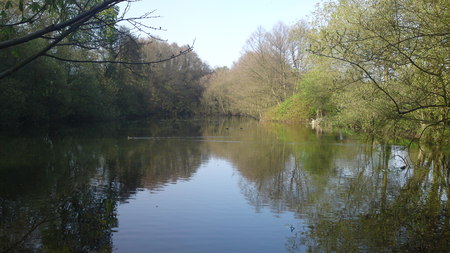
xmin=292 ymin=146 xmax=449 ymax=253
xmin=0 ymin=119 xmax=448 ymax=252
xmin=214 ymin=123 xmax=449 ymax=252
xmin=0 ymin=132 xmax=120 ymax=252
xmin=0 ymin=120 xmax=204 ymax=252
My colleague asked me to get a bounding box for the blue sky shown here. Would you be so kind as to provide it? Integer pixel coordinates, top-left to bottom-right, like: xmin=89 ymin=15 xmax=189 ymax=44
xmin=120 ymin=0 xmax=320 ymax=68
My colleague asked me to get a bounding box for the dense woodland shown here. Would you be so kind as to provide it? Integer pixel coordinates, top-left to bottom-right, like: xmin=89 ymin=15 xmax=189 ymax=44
xmin=0 ymin=0 xmax=448 ymax=142
xmin=0 ymin=0 xmax=210 ymax=124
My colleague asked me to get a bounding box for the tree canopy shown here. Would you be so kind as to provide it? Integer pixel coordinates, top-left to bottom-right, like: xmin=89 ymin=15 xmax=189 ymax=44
xmin=0 ymin=0 xmax=208 ymax=125
xmin=200 ymin=0 xmax=449 ymax=141
xmin=0 ymin=0 xmax=448 ymax=142
xmin=310 ymin=0 xmax=449 ymax=125
xmin=0 ymin=0 xmax=192 ymax=79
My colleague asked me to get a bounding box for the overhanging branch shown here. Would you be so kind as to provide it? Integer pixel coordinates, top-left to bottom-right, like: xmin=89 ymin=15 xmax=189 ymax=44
xmin=311 ymin=49 xmax=449 ymax=116
xmin=42 ymin=46 xmax=194 ymax=65
xmin=0 ymin=0 xmax=123 ymax=50
xmin=0 ymin=15 xmax=92 ymax=79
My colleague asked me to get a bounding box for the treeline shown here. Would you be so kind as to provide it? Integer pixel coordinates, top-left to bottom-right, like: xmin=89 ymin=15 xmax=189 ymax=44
xmin=201 ymin=22 xmax=309 ymax=119
xmin=201 ymin=0 xmax=449 ymax=141
xmin=0 ymin=0 xmax=210 ymax=126
xmin=1 ymin=0 xmax=448 ymax=141
xmin=0 ymin=35 xmax=210 ymax=124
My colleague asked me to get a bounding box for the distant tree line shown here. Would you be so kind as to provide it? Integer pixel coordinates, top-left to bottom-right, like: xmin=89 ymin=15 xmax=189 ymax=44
xmin=200 ymin=0 xmax=449 ymax=141
xmin=201 ymin=21 xmax=309 ymax=119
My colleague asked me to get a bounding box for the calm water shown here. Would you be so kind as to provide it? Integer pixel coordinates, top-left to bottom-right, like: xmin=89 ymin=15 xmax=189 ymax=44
xmin=0 ymin=118 xmax=448 ymax=252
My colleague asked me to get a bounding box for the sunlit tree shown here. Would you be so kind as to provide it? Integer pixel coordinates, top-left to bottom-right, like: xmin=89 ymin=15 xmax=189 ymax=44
xmin=309 ymin=0 xmax=449 ymax=138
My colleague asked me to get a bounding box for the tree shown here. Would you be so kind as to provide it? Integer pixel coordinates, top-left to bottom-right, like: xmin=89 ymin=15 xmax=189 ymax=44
xmin=0 ymin=0 xmax=210 ymax=124
xmin=243 ymin=22 xmax=301 ymax=104
xmin=0 ymin=0 xmax=192 ymax=79
xmin=298 ymin=57 xmax=339 ymax=121
xmin=200 ymin=67 xmax=234 ymax=115
xmin=310 ymin=0 xmax=449 ymax=137
xmin=200 ymin=21 xmax=313 ymax=119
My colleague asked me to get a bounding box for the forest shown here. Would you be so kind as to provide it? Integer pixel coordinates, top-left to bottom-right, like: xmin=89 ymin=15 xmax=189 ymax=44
xmin=0 ymin=0 xmax=448 ymax=142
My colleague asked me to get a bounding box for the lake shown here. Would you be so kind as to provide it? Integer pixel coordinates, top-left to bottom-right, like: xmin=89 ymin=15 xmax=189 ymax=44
xmin=0 ymin=118 xmax=448 ymax=252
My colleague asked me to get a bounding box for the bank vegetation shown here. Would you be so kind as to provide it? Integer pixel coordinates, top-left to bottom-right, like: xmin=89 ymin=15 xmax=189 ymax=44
xmin=0 ymin=0 xmax=448 ymax=143
xmin=200 ymin=0 xmax=449 ymax=142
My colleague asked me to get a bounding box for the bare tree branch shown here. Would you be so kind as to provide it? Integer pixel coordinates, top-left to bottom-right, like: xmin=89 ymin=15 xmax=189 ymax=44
xmin=0 ymin=3 xmax=49 ymax=27
xmin=42 ymin=45 xmax=194 ymax=65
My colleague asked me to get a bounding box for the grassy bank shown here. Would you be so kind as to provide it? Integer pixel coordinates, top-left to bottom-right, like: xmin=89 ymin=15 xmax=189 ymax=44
xmin=261 ymin=94 xmax=310 ymax=123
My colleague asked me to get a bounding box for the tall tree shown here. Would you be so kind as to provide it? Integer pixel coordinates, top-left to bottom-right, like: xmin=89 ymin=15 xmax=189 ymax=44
xmin=201 ymin=21 xmax=312 ymax=118
xmin=243 ymin=22 xmax=301 ymax=104
xmin=310 ymin=0 xmax=449 ymax=137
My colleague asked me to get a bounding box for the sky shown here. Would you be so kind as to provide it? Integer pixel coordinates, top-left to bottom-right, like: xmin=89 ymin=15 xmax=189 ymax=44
xmin=120 ymin=0 xmax=320 ymax=68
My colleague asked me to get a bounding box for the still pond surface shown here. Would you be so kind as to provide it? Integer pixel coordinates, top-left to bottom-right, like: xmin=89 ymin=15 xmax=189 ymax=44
xmin=0 ymin=118 xmax=448 ymax=252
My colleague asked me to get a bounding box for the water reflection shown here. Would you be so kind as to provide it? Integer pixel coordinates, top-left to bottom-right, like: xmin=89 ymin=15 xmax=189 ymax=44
xmin=0 ymin=120 xmax=205 ymax=252
xmin=201 ymin=121 xmax=449 ymax=252
xmin=0 ymin=118 xmax=448 ymax=252
xmin=0 ymin=132 xmax=119 ymax=252
xmin=296 ymin=145 xmax=449 ymax=252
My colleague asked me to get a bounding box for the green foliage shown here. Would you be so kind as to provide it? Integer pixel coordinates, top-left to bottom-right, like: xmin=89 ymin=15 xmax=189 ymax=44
xmin=263 ymin=94 xmax=310 ymax=122
xmin=257 ymin=0 xmax=449 ymax=141
xmin=297 ymin=58 xmax=339 ymax=119
xmin=0 ymin=0 xmax=447 ymax=145
xmin=139 ymin=41 xmax=210 ymax=117
xmin=0 ymin=29 xmax=209 ymax=125
xmin=261 ymin=59 xmax=343 ymax=124
xmin=0 ymin=0 xmax=211 ymax=125
xmin=308 ymin=0 xmax=449 ymax=141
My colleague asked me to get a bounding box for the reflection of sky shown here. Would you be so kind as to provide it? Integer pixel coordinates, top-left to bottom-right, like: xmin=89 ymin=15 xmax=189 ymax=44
xmin=113 ymin=158 xmax=305 ymax=253
xmin=1 ymin=120 xmax=446 ymax=252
